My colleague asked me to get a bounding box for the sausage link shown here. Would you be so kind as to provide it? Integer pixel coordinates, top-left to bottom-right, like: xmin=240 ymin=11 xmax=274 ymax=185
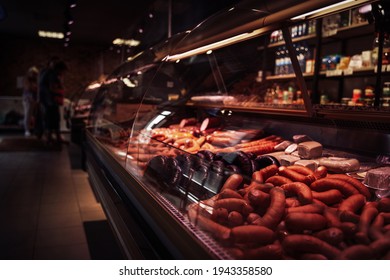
xmin=282 ymin=234 xmax=341 ymax=260
xmin=230 ymin=225 xmax=275 ymax=245
xmin=210 ymin=207 xmax=229 ymax=225
xmin=338 ymin=194 xmax=366 ymax=213
xmin=246 ymin=189 xmax=270 ymax=208
xmin=314 ymin=166 xmax=328 ymax=179
xmin=378 ymin=197 xmax=390 ymax=213
xmin=310 ymin=178 xmax=359 ymax=197
xmin=355 ymin=207 xmax=378 ymax=244
xmin=244 ymin=244 xmax=283 ymax=260
xmin=313 ymin=227 xmax=344 ymax=246
xmin=338 ymin=244 xmax=374 ymax=260
xmin=286 ymin=203 xmax=324 ymax=214
xmin=265 ymin=175 xmax=293 ymax=186
xmin=228 ymin=211 xmax=244 ymax=227
xmin=252 ymin=187 xmax=286 ymax=230
xmin=287 ymin=165 xmax=315 ymax=176
xmin=285 ymin=212 xmax=328 ymax=232
xmin=278 ymin=166 xmax=315 ymax=185
xmin=214 ymin=198 xmax=254 ymax=216
xmin=311 ymin=189 xmax=343 ymax=206
xmin=369 ymin=238 xmax=390 ymax=259
xmin=188 ymin=205 xmax=231 ymax=240
xmin=259 ymin=164 xmax=279 ymax=181
xmin=218 ymin=189 xmax=243 ymax=200
xmin=220 ymin=173 xmax=244 ymax=192
xmin=327 ymin=174 xmax=371 ymax=199
xmin=280 ymin=182 xmax=313 ymax=205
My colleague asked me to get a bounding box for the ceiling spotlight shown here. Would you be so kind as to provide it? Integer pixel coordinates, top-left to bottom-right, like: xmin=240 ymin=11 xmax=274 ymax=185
xmin=64 ymin=42 xmax=69 ymax=47
xmin=138 ymin=28 xmax=143 ymax=34
xmin=148 ymin=13 xmax=153 ymax=18
xmin=68 ymin=0 xmax=77 ymax=8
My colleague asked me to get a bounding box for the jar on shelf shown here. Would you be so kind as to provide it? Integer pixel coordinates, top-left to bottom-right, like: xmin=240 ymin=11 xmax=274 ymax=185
xmin=384 ymin=82 xmax=390 ymax=98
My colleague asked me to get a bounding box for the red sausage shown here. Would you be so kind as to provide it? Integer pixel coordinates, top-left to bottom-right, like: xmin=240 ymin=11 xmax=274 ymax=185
xmin=282 ymin=234 xmax=341 ymax=260
xmin=278 ymin=166 xmax=315 ymax=185
xmin=259 ymin=164 xmax=279 ymax=181
xmin=188 ymin=205 xmax=231 ymax=241
xmin=285 ymin=212 xmax=327 ymax=232
xmin=327 ymin=174 xmax=371 ymax=199
xmin=310 ymin=178 xmax=359 ymax=197
xmin=286 ymin=203 xmax=324 ymax=214
xmin=220 ymin=173 xmax=244 ymax=192
xmin=311 ymin=189 xmax=343 ymax=205
xmin=280 ymin=182 xmax=313 ymax=205
xmin=230 ymin=225 xmax=275 ymax=245
xmin=314 ymin=166 xmax=328 ymax=180
xmin=313 ymin=227 xmax=344 ymax=246
xmin=338 ymin=194 xmax=366 ymax=213
xmin=252 ymin=187 xmax=286 ymax=230
xmin=287 ymin=165 xmax=314 ymax=176
xmin=338 ymin=245 xmax=374 ymax=260
xmin=214 ymin=198 xmax=254 ymax=216
xmin=265 ymin=175 xmax=293 ymax=186
xmin=244 ymin=244 xmax=283 ymax=260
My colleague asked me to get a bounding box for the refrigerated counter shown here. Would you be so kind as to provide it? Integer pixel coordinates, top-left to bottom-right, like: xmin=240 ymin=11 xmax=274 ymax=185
xmin=85 ymin=0 xmax=390 ymax=259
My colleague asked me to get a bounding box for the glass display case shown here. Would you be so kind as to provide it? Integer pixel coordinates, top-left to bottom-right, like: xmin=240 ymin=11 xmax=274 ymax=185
xmin=85 ymin=0 xmax=390 ymax=260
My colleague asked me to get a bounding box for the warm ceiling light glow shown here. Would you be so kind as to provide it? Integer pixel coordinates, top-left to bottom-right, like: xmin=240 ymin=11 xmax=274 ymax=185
xmin=38 ymin=30 xmax=64 ymax=39
xmin=112 ymin=38 xmax=140 ymax=46
xmin=291 ymin=0 xmax=354 ymax=20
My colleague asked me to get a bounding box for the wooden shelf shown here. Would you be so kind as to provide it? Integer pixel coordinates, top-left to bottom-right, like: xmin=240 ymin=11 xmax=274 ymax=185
xmin=265 ymin=72 xmax=314 ymax=81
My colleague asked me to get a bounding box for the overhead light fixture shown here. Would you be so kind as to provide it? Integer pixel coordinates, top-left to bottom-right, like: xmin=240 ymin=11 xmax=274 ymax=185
xmin=112 ymin=38 xmax=140 ymax=47
xmin=68 ymin=1 xmax=77 ymax=8
xmin=164 ymin=29 xmax=264 ymax=61
xmin=38 ymin=30 xmax=64 ymax=39
xmin=291 ymin=0 xmax=355 ymax=20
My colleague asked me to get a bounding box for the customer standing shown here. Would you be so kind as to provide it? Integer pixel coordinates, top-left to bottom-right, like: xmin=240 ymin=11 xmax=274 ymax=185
xmin=22 ymin=66 xmax=39 ymax=137
xmin=40 ymin=60 xmax=68 ymax=144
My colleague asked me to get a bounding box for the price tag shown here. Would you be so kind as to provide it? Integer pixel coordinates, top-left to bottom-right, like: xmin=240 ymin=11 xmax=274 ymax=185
xmin=326 ymin=70 xmax=343 ymax=77
xmin=343 ymin=68 xmax=354 ymax=75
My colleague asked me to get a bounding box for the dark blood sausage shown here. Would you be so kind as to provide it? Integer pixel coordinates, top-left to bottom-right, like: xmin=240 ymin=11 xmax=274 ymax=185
xmin=282 ymin=234 xmax=341 ymax=259
xmin=327 ymin=174 xmax=371 ymax=199
xmin=280 ymin=182 xmax=313 ymax=205
xmin=310 ymin=178 xmax=359 ymax=197
xmin=252 ymin=187 xmax=285 ymax=230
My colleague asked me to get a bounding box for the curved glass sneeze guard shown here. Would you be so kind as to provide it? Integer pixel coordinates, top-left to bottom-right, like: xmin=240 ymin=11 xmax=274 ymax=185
xmin=89 ymin=0 xmax=389 ymax=260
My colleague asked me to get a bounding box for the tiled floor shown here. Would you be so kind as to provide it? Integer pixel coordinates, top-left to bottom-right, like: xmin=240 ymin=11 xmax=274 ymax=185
xmin=0 ymin=133 xmax=124 ymax=260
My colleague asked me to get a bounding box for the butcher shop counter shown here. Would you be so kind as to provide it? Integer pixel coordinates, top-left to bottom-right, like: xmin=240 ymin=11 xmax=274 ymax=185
xmin=84 ymin=0 xmax=390 ymax=259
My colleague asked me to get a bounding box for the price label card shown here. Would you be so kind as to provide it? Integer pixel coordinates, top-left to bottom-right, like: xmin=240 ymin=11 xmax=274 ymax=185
xmin=343 ymin=68 xmax=354 ymax=75
xmin=326 ymin=70 xmax=342 ymax=77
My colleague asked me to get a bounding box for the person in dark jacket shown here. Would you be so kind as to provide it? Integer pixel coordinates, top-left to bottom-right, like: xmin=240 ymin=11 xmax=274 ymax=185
xmin=39 ymin=59 xmax=68 ymax=144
